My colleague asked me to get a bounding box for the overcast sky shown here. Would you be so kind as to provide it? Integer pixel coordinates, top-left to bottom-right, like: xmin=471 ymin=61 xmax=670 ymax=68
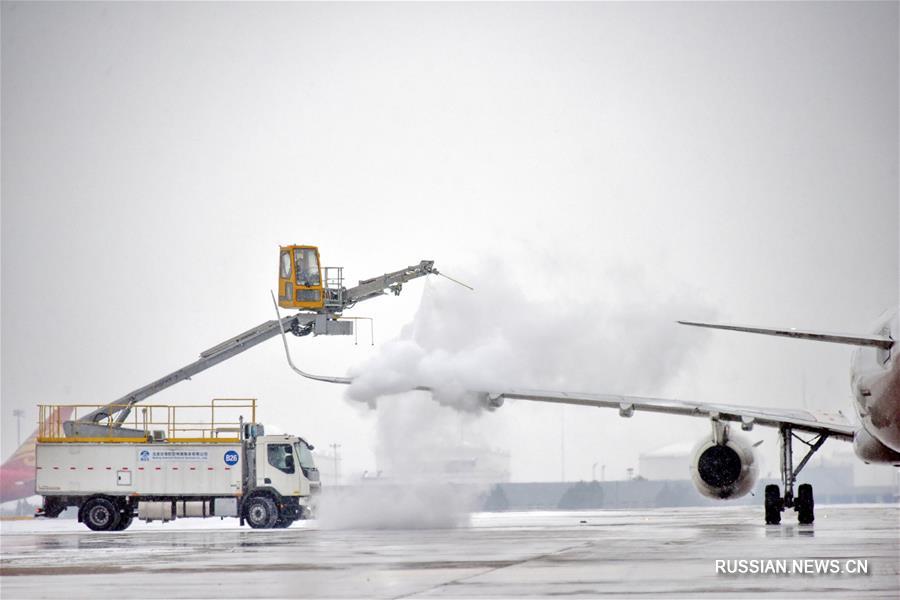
xmin=2 ymin=2 xmax=897 ymax=483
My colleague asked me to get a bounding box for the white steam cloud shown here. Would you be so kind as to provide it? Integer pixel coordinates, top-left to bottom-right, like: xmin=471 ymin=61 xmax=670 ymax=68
xmin=346 ymin=262 xmax=715 ymax=407
xmin=320 ymin=261 xmax=716 ymax=529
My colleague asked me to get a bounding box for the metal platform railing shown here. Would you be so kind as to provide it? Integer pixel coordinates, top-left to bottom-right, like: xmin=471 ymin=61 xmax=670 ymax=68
xmin=323 ymin=266 xmax=344 ymax=310
xmin=37 ymin=398 xmax=256 ymax=443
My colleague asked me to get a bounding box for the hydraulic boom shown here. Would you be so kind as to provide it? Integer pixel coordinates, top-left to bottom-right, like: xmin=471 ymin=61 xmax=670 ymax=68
xmin=65 ymin=252 xmax=437 ymax=438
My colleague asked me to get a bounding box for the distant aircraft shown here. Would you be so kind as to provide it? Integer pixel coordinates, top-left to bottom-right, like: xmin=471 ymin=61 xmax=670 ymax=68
xmin=0 ymin=407 xmax=74 ymax=504
xmin=275 ymin=299 xmax=899 ymax=526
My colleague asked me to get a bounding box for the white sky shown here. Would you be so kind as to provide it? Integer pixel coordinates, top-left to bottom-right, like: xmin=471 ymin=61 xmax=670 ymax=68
xmin=2 ymin=2 xmax=898 ymax=482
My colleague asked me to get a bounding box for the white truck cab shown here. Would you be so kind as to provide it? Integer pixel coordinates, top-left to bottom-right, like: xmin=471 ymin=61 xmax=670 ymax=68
xmin=241 ymin=433 xmax=321 ymax=528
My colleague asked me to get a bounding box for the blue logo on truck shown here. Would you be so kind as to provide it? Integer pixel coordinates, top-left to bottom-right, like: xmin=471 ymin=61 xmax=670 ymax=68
xmin=139 ymin=450 xmax=150 ymax=462
xmin=224 ymin=450 xmax=239 ymax=465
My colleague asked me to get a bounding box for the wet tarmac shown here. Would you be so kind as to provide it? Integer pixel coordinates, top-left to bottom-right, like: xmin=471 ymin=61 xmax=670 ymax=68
xmin=1 ymin=505 xmax=897 ymax=598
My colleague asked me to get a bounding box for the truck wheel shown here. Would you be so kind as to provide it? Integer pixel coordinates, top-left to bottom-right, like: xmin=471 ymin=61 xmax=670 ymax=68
xmin=273 ymin=515 xmax=294 ymax=528
xmin=81 ymin=497 xmax=121 ymax=531
xmin=244 ymin=496 xmax=278 ymax=529
xmin=40 ymin=497 xmax=67 ymax=519
xmin=112 ymin=513 xmax=134 ymax=531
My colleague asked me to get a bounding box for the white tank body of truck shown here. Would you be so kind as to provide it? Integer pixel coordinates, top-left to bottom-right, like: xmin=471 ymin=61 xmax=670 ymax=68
xmin=36 ymin=442 xmax=244 ymax=496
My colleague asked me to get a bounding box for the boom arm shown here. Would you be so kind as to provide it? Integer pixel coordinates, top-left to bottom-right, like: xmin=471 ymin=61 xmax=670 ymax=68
xmin=68 ymin=259 xmax=436 ymax=436
xmin=72 ymin=316 xmax=299 ymax=433
xmin=339 ymin=260 xmax=436 ymax=308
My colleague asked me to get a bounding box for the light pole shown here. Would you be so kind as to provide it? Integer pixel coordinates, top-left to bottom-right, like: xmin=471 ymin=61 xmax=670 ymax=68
xmin=592 ymin=462 xmax=598 ymax=481
xmin=329 ymin=443 xmax=342 ymax=486
xmin=12 ymin=409 xmax=25 ymax=446
xmin=560 ymin=407 xmax=565 ymax=482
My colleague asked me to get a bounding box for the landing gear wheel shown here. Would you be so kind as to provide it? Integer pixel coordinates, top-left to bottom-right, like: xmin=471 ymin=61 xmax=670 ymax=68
xmin=796 ymin=483 xmax=814 ymax=524
xmin=764 ymin=484 xmax=782 ymax=525
xmin=80 ymin=497 xmax=121 ymax=531
xmin=112 ymin=512 xmax=134 ymax=531
xmin=244 ymin=496 xmax=278 ymax=529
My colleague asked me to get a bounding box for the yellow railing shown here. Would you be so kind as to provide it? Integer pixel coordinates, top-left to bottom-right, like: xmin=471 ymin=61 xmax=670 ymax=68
xmin=37 ymin=398 xmax=256 ymax=443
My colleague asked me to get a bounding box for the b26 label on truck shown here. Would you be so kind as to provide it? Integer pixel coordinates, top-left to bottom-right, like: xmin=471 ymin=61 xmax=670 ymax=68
xmin=224 ymin=450 xmax=239 ymax=465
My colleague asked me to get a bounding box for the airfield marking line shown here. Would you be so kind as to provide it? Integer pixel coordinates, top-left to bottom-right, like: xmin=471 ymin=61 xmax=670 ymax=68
xmin=391 ymin=541 xmax=594 ymax=600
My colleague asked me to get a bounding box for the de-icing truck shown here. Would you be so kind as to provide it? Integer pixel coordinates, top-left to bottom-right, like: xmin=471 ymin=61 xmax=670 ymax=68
xmin=33 ymin=246 xmax=442 ymax=531
xmin=36 ymin=400 xmax=320 ymax=530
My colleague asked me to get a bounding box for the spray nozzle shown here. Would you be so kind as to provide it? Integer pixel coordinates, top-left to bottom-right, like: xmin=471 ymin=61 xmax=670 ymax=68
xmin=434 ymin=270 xmax=474 ymax=291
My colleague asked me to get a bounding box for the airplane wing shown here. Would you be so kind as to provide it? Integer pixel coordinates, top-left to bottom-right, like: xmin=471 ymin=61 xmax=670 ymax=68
xmin=677 ymin=321 xmax=894 ymax=349
xmin=486 ymin=387 xmax=856 ymax=440
xmin=270 ymin=298 xmax=857 ymax=441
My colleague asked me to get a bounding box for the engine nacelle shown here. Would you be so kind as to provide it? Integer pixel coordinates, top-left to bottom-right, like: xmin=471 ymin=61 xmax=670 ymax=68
xmin=853 ymin=427 xmax=900 ymax=465
xmin=478 ymin=393 xmax=504 ymax=410
xmin=690 ymin=429 xmax=758 ymax=500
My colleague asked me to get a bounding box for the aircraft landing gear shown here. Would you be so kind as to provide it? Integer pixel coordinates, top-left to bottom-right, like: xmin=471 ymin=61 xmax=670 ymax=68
xmin=796 ymin=483 xmax=815 ymax=525
xmin=764 ymin=484 xmax=783 ymax=524
xmin=766 ymin=426 xmax=826 ymax=525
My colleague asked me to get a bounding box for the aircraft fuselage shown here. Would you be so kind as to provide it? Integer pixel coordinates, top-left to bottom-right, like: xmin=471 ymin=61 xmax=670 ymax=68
xmin=851 ymin=306 xmax=900 ymax=464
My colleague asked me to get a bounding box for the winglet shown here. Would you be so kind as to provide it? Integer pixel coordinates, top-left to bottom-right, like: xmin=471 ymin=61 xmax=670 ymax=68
xmin=678 ymin=320 xmax=893 ymax=349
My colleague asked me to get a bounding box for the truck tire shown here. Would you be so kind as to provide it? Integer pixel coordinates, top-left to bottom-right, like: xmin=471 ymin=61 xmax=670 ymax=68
xmin=40 ymin=497 xmax=67 ymax=519
xmin=244 ymin=496 xmax=278 ymax=529
xmin=112 ymin=512 xmax=134 ymax=531
xmin=81 ymin=497 xmax=121 ymax=532
xmin=273 ymin=515 xmax=294 ymax=528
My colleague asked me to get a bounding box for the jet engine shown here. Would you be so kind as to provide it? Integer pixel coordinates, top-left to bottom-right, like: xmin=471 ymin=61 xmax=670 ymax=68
xmin=853 ymin=427 xmax=900 ymax=465
xmin=690 ymin=423 xmax=759 ymax=500
xmin=477 ymin=392 xmax=505 ymax=411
